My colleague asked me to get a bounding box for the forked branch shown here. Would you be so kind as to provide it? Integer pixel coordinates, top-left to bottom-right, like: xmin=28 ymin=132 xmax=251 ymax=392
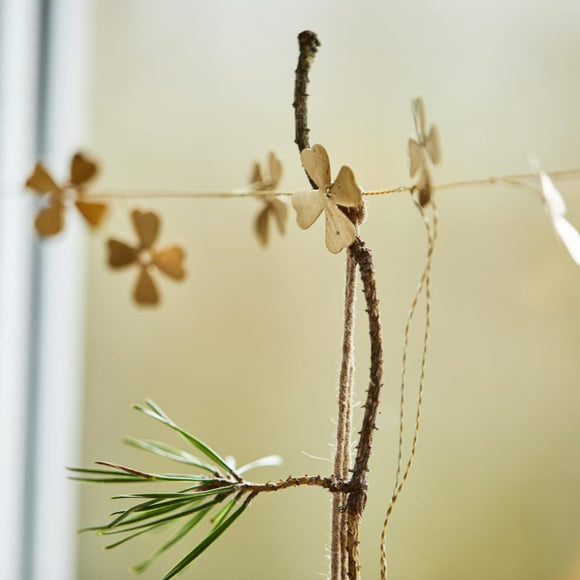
xmin=293 ymin=31 xmax=384 ymax=580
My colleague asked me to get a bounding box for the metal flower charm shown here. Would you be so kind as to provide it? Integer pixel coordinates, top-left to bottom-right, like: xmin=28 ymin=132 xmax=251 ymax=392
xmin=107 ymin=210 xmax=186 ymax=306
xmin=292 ymin=144 xmax=363 ymax=254
xmin=408 ymin=97 xmax=441 ymax=206
xmin=537 ymin=170 xmax=580 ymax=266
xmin=250 ymin=152 xmax=288 ymax=246
xmin=25 ymin=152 xmax=106 ymax=236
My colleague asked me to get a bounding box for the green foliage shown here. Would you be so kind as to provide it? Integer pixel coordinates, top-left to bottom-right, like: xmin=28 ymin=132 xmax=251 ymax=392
xmin=70 ymin=400 xmax=281 ymax=578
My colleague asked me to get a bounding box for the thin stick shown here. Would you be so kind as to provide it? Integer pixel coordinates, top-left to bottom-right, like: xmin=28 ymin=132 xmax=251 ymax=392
xmin=293 ymin=30 xmax=320 ymax=190
xmin=345 ymin=237 xmax=384 ymax=580
xmin=292 ymin=30 xmax=357 ymax=580
xmin=239 ymin=475 xmax=351 ymax=494
xmin=332 ymin=252 xmax=357 ymax=580
xmin=292 ymin=29 xmax=386 ymax=579
xmin=178 ymin=474 xmax=356 ymax=495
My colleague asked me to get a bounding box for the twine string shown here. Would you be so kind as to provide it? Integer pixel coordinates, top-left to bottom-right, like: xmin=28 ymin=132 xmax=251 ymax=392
xmin=4 ymin=168 xmax=579 ymax=201
xmin=379 ymin=194 xmax=438 ymax=580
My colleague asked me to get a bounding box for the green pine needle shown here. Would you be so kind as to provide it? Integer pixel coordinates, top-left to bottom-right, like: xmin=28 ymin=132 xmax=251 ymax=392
xmin=130 ymin=506 xmax=213 ymax=574
xmin=123 ymin=437 xmax=217 ymax=475
xmin=133 ymin=401 xmax=241 ymax=480
xmin=72 ymin=402 xmax=279 ymax=576
xmin=161 ymin=498 xmax=251 ymax=580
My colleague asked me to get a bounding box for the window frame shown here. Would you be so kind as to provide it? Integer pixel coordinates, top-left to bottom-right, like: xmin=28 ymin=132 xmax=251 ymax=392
xmin=0 ymin=1 xmax=92 ymax=578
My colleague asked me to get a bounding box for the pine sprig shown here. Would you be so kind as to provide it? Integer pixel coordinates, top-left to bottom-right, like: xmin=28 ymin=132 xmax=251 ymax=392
xmin=133 ymin=400 xmax=243 ymax=481
xmin=71 ymin=401 xmax=282 ymax=577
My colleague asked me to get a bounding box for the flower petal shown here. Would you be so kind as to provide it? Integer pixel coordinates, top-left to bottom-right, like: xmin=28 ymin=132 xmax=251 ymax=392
xmin=322 ymin=197 xmax=356 ymax=254
xmin=250 ymin=162 xmax=263 ymax=189
xmin=292 ymin=190 xmax=324 ymax=230
xmin=35 ymin=201 xmax=64 ymax=236
xmin=75 ymin=200 xmax=107 ymax=227
xmin=425 ymin=125 xmax=441 ymax=165
xmin=330 ymin=166 xmax=362 ymax=207
xmin=411 ymin=97 xmax=426 ymax=139
xmin=107 ymin=239 xmax=138 ymax=268
xmin=134 ymin=267 xmax=159 ymax=305
xmin=300 ymin=144 xmax=331 ymax=190
xmin=70 ymin=152 xmax=98 ymax=186
xmin=26 ymin=163 xmax=59 ymax=195
xmin=408 ymin=138 xmax=423 ymax=178
xmin=553 ymin=216 xmax=580 ymax=266
xmin=255 ymin=205 xmax=270 ymax=246
xmin=152 ymin=245 xmax=186 ymax=280
xmin=267 ymin=152 xmax=283 ymax=188
xmin=132 ymin=210 xmax=160 ymax=249
xmin=540 ymin=172 xmax=566 ymax=219
xmin=269 ymin=198 xmax=288 ymax=234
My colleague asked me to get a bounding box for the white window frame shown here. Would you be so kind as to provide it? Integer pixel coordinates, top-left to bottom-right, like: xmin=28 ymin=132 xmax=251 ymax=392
xmin=0 ymin=1 xmax=92 ymax=578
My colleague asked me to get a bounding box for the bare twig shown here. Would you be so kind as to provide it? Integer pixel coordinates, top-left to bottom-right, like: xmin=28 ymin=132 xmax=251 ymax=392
xmin=240 ymin=474 xmax=350 ymax=494
xmin=189 ymin=474 xmax=358 ymax=495
xmin=345 ymin=237 xmax=384 ymax=580
xmin=293 ymin=30 xmax=320 ymax=191
xmin=332 ymin=251 xmax=357 ymax=580
xmin=293 ymin=30 xmax=385 ymax=580
xmin=293 ymin=29 xmax=363 ymax=580
xmin=293 ymin=29 xmax=347 ymax=579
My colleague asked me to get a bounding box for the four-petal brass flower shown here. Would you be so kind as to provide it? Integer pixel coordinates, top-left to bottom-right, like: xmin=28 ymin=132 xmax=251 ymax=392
xmin=107 ymin=210 xmax=186 ymax=306
xmin=292 ymin=144 xmax=363 ymax=254
xmin=250 ymin=152 xmax=288 ymax=246
xmin=408 ymin=97 xmax=441 ymax=206
xmin=25 ymin=152 xmax=107 ymax=236
xmin=536 ymin=167 xmax=580 ymax=265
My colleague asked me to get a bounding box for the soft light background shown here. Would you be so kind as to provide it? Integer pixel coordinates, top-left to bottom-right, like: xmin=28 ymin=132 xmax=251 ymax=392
xmin=79 ymin=1 xmax=580 ymax=579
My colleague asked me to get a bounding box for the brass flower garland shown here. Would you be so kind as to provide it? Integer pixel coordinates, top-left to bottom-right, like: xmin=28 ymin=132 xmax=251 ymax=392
xmin=23 ymin=108 xmax=578 ymax=308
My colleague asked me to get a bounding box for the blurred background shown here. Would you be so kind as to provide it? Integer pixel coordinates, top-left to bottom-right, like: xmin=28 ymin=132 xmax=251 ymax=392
xmin=1 ymin=1 xmax=579 ymax=579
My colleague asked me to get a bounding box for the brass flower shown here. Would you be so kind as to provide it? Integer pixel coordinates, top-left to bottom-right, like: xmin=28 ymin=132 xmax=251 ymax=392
xmin=107 ymin=210 xmax=186 ymax=305
xmin=536 ymin=168 xmax=580 ymax=265
xmin=292 ymin=144 xmax=363 ymax=254
xmin=408 ymin=98 xmax=441 ymax=206
xmin=250 ymin=152 xmax=288 ymax=246
xmin=25 ymin=152 xmax=106 ymax=236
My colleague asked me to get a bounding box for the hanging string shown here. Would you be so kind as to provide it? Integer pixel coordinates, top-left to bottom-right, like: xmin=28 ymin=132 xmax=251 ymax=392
xmin=62 ymin=168 xmax=580 ymax=199
xmin=3 ymin=168 xmax=579 ymax=201
xmin=379 ymin=194 xmax=438 ymax=580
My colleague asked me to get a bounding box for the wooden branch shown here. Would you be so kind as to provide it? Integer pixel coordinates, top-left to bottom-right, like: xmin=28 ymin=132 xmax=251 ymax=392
xmin=345 ymin=237 xmax=384 ymax=580
xmin=197 ymin=474 xmax=359 ymax=495
xmin=293 ymin=29 xmax=353 ymax=579
xmin=293 ymin=30 xmax=320 ymax=189
xmin=293 ymin=30 xmax=384 ymax=580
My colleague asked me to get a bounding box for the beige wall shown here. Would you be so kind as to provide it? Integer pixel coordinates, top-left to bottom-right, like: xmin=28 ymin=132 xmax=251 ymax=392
xmin=79 ymin=1 xmax=580 ymax=578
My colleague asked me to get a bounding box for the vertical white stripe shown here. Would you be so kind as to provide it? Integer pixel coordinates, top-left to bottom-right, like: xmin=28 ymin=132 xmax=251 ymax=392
xmin=0 ymin=0 xmax=91 ymax=578
xmin=0 ymin=1 xmax=41 ymax=578
xmin=29 ymin=0 xmax=92 ymax=578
